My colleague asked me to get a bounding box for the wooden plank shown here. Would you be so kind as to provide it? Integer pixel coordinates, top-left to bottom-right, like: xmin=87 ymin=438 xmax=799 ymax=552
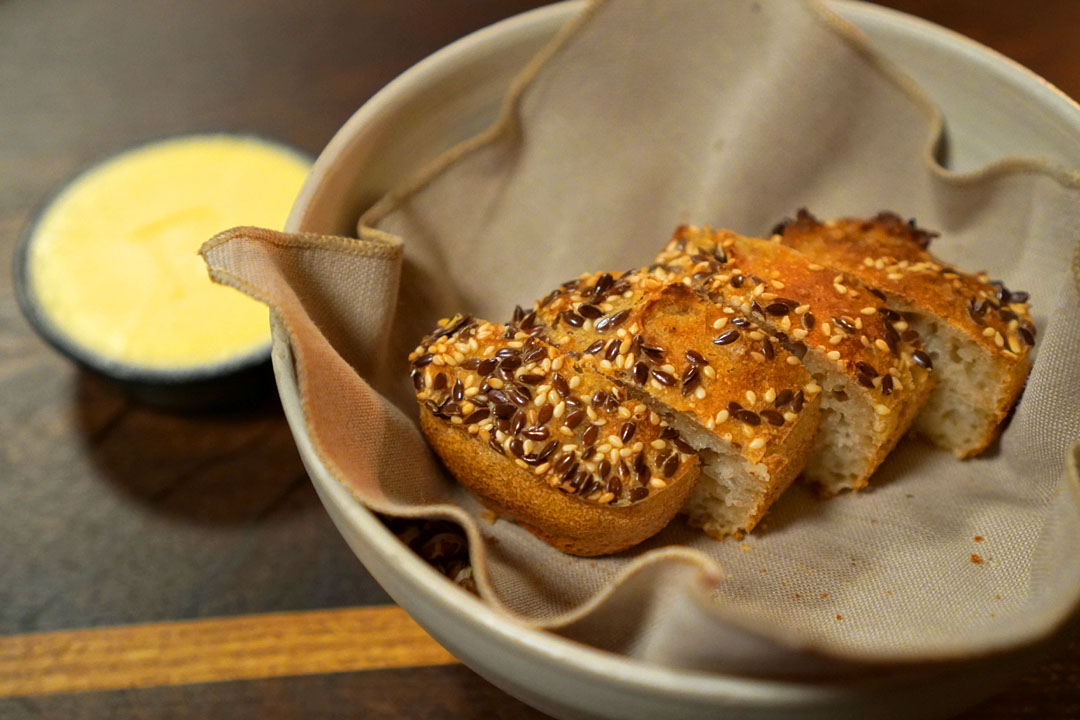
xmin=0 ymin=606 xmax=456 ymax=698
xmin=2 ymin=664 xmax=555 ymax=720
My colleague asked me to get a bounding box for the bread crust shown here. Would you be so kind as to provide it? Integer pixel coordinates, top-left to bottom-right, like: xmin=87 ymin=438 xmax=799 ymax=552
xmin=655 ymin=225 xmax=934 ymax=492
xmin=775 ymin=210 xmax=1034 ymax=457
xmin=534 ymin=278 xmax=819 ymax=466
xmin=529 ymin=270 xmax=821 ymax=534
xmin=420 ymin=410 xmax=697 ymax=556
xmin=410 ymin=317 xmax=699 ymax=556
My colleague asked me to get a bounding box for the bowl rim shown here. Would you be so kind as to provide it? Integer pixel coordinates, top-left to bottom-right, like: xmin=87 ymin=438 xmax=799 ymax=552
xmin=278 ymin=0 xmax=1080 ymax=705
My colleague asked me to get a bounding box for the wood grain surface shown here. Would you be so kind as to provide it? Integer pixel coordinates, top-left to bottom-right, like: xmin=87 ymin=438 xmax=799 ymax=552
xmin=0 ymin=606 xmax=454 ymax=698
xmin=1 ymin=1 xmax=1078 ymax=718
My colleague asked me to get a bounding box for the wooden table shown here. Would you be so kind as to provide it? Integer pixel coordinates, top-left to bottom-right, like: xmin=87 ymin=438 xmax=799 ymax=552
xmin=2 ymin=1 xmax=1077 ymax=717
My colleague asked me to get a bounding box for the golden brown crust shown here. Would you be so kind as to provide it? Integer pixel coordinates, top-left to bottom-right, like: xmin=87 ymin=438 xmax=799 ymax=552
xmin=529 ymin=270 xmax=820 ymax=535
xmin=420 ymin=411 xmax=697 ymax=555
xmin=410 ymin=316 xmax=699 ymax=556
xmin=654 ymin=225 xmax=934 ymax=492
xmin=774 ymin=210 xmax=1034 ymax=457
xmin=533 ymin=277 xmax=820 ymax=467
xmin=775 ymin=210 xmax=1035 ymax=360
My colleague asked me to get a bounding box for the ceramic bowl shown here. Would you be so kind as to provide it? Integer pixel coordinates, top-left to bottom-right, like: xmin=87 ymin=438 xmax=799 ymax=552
xmin=278 ymin=2 xmax=1080 ymax=718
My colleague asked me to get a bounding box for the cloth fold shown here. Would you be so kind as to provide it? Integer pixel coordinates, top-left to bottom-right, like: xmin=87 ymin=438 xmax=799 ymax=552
xmin=202 ymin=0 xmax=1080 ymax=676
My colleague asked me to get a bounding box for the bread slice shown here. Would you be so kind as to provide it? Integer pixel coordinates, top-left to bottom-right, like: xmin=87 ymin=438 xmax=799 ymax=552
xmin=654 ymin=225 xmax=933 ymax=495
xmin=527 ymin=273 xmax=820 ymax=538
xmin=410 ymin=315 xmax=699 ymax=556
xmin=773 ymin=210 xmax=1035 ymax=457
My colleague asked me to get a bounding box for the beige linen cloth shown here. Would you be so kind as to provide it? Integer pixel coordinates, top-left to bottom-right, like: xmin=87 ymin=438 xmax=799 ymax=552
xmin=202 ymin=0 xmax=1080 ymax=677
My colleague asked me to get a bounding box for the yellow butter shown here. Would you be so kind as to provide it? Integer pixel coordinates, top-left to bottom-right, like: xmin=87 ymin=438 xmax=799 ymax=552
xmin=28 ymin=134 xmax=310 ymax=369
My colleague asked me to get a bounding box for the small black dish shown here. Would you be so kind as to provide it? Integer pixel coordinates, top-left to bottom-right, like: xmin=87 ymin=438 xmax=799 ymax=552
xmin=13 ymin=151 xmax=275 ymax=412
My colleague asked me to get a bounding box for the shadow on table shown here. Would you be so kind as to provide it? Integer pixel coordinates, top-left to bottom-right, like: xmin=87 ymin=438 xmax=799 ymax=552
xmin=72 ymin=370 xmax=315 ymax=525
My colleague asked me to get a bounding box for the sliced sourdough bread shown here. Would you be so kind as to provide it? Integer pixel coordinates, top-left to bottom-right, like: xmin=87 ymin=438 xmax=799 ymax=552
xmin=527 ymin=272 xmax=819 ymax=538
xmin=775 ymin=210 xmax=1034 ymax=457
xmin=410 ymin=315 xmax=699 ymax=556
xmin=654 ymin=225 xmax=933 ymax=494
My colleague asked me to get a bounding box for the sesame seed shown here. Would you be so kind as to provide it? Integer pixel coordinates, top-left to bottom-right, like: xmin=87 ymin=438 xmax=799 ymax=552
xmin=861 ymin=306 xmax=877 ymax=315
xmin=694 ymin=387 xmax=706 ymax=399
xmin=826 ymin=350 xmax=841 ymax=361
xmin=751 ymin=352 xmax=766 ymax=363
xmin=982 ymin=326 xmax=996 ymax=337
xmin=808 ymin=263 xmax=824 ymax=271
xmin=746 ymin=390 xmax=757 ymax=404
xmin=829 ymin=335 xmax=843 ymax=345
xmin=651 ymin=439 xmax=667 ymax=450
xmin=805 ymin=382 xmax=822 ymax=395
xmin=716 ymin=409 xmax=730 ymax=423
xmin=874 ymin=339 xmax=890 ymax=352
xmin=834 ymin=283 xmax=847 ymax=295
xmin=749 ymin=438 xmax=766 ymax=450
xmin=649 ymin=478 xmax=668 ymax=489
xmin=875 ymin=404 xmax=891 ymax=416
